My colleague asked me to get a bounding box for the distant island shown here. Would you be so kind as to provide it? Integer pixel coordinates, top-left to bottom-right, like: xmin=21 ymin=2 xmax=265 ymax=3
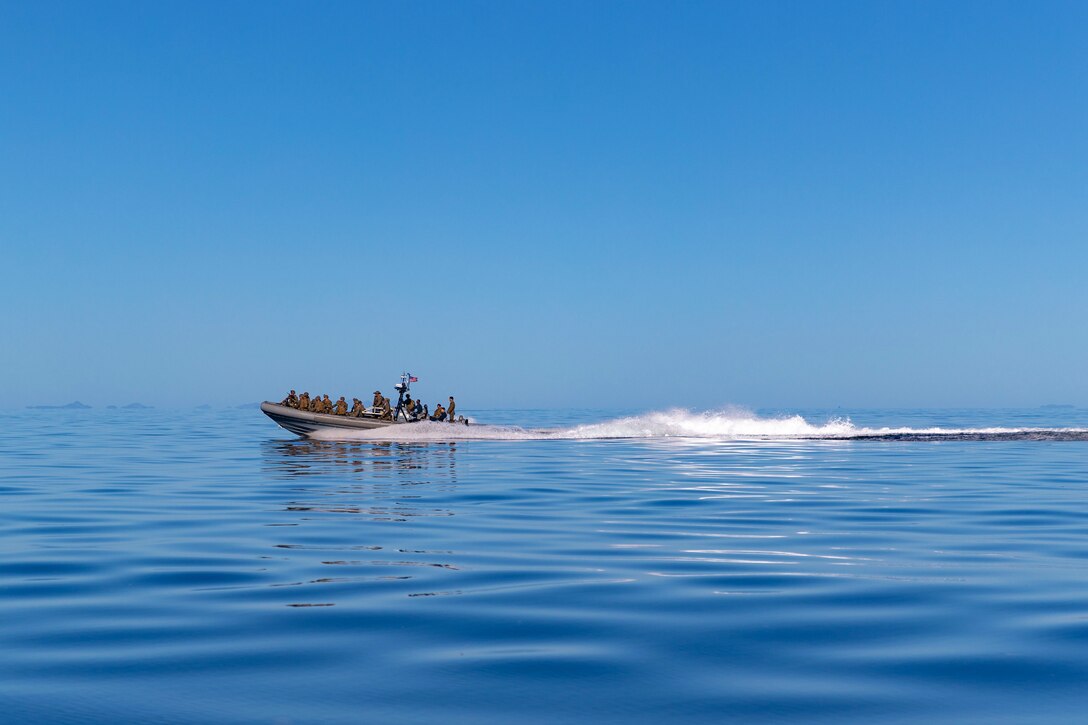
xmin=27 ymin=401 xmax=92 ymax=410
xmin=27 ymin=401 xmax=157 ymax=410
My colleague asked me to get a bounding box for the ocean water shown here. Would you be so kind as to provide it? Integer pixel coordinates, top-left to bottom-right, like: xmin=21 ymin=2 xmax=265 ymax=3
xmin=3 ymin=406 xmax=1088 ymax=724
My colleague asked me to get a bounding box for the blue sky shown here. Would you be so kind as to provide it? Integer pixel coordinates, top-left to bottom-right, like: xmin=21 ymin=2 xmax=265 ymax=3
xmin=3 ymin=1 xmax=1086 ymax=409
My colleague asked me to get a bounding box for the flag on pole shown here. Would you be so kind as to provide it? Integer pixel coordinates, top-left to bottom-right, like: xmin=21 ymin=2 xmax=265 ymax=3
xmin=409 ymin=376 xmax=418 ymax=383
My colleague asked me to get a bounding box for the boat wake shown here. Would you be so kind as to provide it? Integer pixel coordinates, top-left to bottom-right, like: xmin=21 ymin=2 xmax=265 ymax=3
xmin=305 ymin=408 xmax=1088 ymax=443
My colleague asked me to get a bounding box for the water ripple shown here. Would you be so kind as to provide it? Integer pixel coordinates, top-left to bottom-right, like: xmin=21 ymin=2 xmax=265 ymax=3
xmin=2 ymin=408 xmax=1088 ymax=723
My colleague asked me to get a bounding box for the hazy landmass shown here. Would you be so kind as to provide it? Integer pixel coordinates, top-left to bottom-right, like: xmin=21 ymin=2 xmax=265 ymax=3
xmin=1040 ymin=404 xmax=1075 ymax=409
xmin=27 ymin=401 xmax=92 ymax=410
xmin=27 ymin=401 xmax=156 ymax=409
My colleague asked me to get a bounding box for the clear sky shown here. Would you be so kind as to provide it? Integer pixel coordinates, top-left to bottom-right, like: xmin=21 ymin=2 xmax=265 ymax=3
xmin=2 ymin=1 xmax=1086 ymax=410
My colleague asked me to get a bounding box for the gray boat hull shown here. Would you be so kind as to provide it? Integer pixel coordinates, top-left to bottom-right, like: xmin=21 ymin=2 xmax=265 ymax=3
xmin=260 ymin=402 xmax=406 ymax=437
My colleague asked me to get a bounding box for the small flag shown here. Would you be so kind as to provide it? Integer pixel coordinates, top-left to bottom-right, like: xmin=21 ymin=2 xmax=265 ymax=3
xmin=409 ymin=376 xmax=418 ymax=383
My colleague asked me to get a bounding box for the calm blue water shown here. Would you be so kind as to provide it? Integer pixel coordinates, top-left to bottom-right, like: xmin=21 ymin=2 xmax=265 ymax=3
xmin=3 ymin=407 xmax=1088 ymax=724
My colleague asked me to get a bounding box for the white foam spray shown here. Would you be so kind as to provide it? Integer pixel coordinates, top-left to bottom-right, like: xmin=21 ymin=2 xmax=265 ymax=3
xmin=305 ymin=407 xmax=1088 ymax=443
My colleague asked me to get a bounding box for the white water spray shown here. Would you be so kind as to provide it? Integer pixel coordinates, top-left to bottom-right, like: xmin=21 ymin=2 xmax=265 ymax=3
xmin=305 ymin=407 xmax=1088 ymax=443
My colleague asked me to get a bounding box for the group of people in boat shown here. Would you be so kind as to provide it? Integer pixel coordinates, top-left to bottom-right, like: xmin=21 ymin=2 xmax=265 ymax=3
xmin=279 ymin=389 xmax=462 ymax=423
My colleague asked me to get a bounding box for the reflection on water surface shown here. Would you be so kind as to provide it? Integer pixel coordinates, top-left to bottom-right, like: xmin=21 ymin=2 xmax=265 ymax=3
xmin=2 ymin=408 xmax=1088 ymax=724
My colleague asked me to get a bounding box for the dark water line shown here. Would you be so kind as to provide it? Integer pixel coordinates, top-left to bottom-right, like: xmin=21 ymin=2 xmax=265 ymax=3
xmin=826 ymin=431 xmax=1088 ymax=442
